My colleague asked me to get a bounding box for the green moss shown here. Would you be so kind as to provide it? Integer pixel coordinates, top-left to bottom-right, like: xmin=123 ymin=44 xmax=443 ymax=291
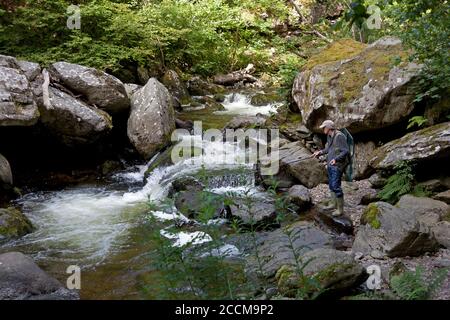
xmin=0 ymin=207 xmax=33 ymax=239
xmin=361 ymin=203 xmax=382 ymax=229
xmin=315 ymin=262 xmax=355 ymax=283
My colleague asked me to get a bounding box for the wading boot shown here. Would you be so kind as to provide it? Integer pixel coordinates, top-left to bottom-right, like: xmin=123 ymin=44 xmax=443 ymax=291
xmin=332 ymin=197 xmax=344 ymax=217
xmin=323 ymin=192 xmax=337 ymax=210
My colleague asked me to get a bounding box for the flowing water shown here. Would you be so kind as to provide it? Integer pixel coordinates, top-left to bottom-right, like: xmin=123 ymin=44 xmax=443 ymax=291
xmin=0 ymin=92 xmax=278 ymax=299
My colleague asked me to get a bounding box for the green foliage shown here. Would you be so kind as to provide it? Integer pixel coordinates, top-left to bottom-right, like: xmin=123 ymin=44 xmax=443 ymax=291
xmin=407 ymin=116 xmax=428 ymax=129
xmin=390 ymin=266 xmax=448 ymax=300
xmin=378 ymin=161 xmax=415 ymax=203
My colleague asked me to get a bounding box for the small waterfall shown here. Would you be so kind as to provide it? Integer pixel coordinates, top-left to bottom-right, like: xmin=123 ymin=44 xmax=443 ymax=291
xmin=215 ymin=92 xmax=281 ymax=116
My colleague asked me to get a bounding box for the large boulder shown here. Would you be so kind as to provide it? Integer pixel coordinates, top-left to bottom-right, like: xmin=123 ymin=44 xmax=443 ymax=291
xmin=352 ymin=201 xmax=440 ymax=258
xmin=353 ymin=141 xmax=376 ymax=179
xmin=292 ymin=37 xmax=422 ymax=133
xmin=0 ymin=153 xmax=13 ymax=185
xmin=39 ymin=87 xmax=113 ymax=146
xmin=275 ymin=248 xmax=365 ymax=298
xmin=161 ymin=69 xmax=191 ymax=105
xmin=49 ymin=61 xmax=129 ymax=113
xmin=0 ymin=207 xmax=33 ymax=239
xmin=245 ymin=222 xmax=334 ymax=279
xmin=0 ymin=252 xmax=79 ymax=300
xmin=396 ymin=195 xmax=449 ymax=221
xmin=127 ymin=78 xmax=175 ymax=159
xmin=0 ymin=55 xmax=40 ymax=126
xmin=369 ymin=121 xmax=450 ymax=171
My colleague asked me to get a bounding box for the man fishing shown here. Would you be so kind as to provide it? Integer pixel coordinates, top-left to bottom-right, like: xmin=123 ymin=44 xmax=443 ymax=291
xmin=313 ymin=120 xmax=350 ymax=217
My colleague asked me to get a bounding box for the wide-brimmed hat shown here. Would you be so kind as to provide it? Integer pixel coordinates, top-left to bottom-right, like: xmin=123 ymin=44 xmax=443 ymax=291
xmin=319 ymin=120 xmax=336 ymax=129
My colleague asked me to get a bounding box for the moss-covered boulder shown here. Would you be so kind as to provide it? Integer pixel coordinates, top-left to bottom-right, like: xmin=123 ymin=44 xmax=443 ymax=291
xmin=0 ymin=207 xmax=33 ymax=239
xmin=292 ymin=37 xmax=421 ymax=133
xmin=275 ymin=249 xmax=366 ymax=298
xmin=250 ymin=92 xmax=283 ymax=107
xmin=161 ymin=69 xmax=191 ymax=106
xmin=369 ymin=121 xmax=450 ymax=171
xmin=353 ymin=201 xmax=440 ymax=258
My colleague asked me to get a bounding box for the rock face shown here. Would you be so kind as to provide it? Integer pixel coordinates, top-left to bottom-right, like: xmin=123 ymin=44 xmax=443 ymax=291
xmin=245 ymin=222 xmax=334 ymax=279
xmin=49 ymin=61 xmax=129 ymax=113
xmin=229 ymin=199 xmax=277 ymax=229
xmin=39 ymin=87 xmax=113 ymax=146
xmin=353 ymin=141 xmax=376 ymax=179
xmin=292 ymin=37 xmax=421 ymax=133
xmin=276 ymin=248 xmax=365 ymax=298
xmin=0 ymin=207 xmax=33 ymax=239
xmin=0 ymin=55 xmax=40 ymax=126
xmin=127 ymin=78 xmax=175 ymax=159
xmin=287 ymin=185 xmax=311 ymax=210
xmin=0 ymin=252 xmax=79 ymax=300
xmin=352 ymin=201 xmax=440 ymax=258
xmin=0 ymin=153 xmax=13 ymax=185
xmin=369 ymin=122 xmax=450 ymax=171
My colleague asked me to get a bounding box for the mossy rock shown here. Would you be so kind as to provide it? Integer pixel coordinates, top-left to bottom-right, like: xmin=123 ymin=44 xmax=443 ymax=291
xmin=361 ymin=203 xmax=382 ymax=229
xmin=250 ymin=93 xmax=283 ymax=106
xmin=0 ymin=207 xmax=33 ymax=239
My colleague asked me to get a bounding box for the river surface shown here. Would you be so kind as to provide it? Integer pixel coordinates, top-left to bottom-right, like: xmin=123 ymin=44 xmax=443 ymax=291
xmin=0 ymin=92 xmax=281 ymax=299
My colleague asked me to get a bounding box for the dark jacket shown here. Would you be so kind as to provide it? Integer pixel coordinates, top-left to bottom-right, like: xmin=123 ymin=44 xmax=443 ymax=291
xmin=320 ymin=130 xmax=350 ymax=171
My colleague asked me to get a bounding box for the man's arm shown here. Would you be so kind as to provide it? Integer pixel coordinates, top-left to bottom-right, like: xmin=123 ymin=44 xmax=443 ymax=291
xmin=314 ymin=141 xmax=329 ymax=157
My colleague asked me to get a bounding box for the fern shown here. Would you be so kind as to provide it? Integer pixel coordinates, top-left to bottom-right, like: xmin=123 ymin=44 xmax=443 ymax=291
xmin=378 ymin=161 xmax=415 ymax=203
xmin=407 ymin=116 xmax=428 ymax=129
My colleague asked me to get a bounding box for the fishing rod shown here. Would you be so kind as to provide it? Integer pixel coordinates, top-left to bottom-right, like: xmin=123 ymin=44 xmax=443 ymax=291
xmin=283 ymin=154 xmax=316 ymax=164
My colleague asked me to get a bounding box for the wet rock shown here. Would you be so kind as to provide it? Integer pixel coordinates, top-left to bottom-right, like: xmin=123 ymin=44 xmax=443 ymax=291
xmin=0 ymin=207 xmax=33 ymax=239
xmin=370 ymin=122 xmax=450 ymax=171
xmin=352 ymin=202 xmax=440 ymax=258
xmin=353 ymin=141 xmax=376 ymax=180
xmin=250 ymin=92 xmax=282 ymax=106
xmin=171 ymin=176 xmax=204 ymax=193
xmin=314 ymin=207 xmax=354 ymax=235
xmin=287 ymin=185 xmax=311 ymax=210
xmin=175 ymin=118 xmax=193 ymax=131
xmin=127 ymin=78 xmax=176 ymax=159
xmin=49 ymin=61 xmax=130 ymax=114
xmin=0 ymin=153 xmax=13 ymax=186
xmin=0 ymin=252 xmax=79 ymax=300
xmin=100 ymin=160 xmax=122 ymax=176
xmin=275 ymin=249 xmax=366 ymax=298
xmin=0 ymin=55 xmax=40 ymax=126
xmin=174 ymin=190 xmax=227 ymax=219
xmin=224 ymin=115 xmax=267 ymax=129
xmin=229 ymin=199 xmax=277 ymax=230
xmin=434 ymin=190 xmax=450 ymax=204
xmin=292 ymin=37 xmax=422 ymax=133
xmin=192 ymin=95 xmax=225 ymax=111
xmin=39 ymin=87 xmax=113 ymax=146
xmin=245 ymin=221 xmax=334 ymax=279
xmin=186 ymin=76 xmax=225 ymax=96
xmin=161 ymin=69 xmax=191 ymax=106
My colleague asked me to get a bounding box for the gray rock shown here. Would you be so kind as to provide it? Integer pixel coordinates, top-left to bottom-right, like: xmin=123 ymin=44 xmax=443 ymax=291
xmin=174 ymin=190 xmax=227 ymax=219
xmin=276 ymin=248 xmax=366 ymax=298
xmin=0 ymin=252 xmax=79 ymax=300
xmin=49 ymin=61 xmax=129 ymax=113
xmin=17 ymin=60 xmax=41 ymax=81
xmin=368 ymin=173 xmax=387 ymax=189
xmin=224 ymin=115 xmax=267 ymax=129
xmin=245 ymin=222 xmax=334 ymax=279
xmin=433 ymin=190 xmax=450 ymax=204
xmin=0 ymin=207 xmax=33 ymax=239
xmin=292 ymin=37 xmax=422 ymax=133
xmin=39 ymin=87 xmax=113 ymax=146
xmin=369 ymin=122 xmax=450 ymax=171
xmin=353 ymin=201 xmax=440 ymax=258
xmin=287 ymin=185 xmax=311 ymax=210
xmin=127 ymin=78 xmax=175 ymax=159
xmin=124 ymin=83 xmax=142 ymax=98
xmin=417 ymin=179 xmax=448 ymax=193
xmin=186 ymin=76 xmax=225 ymax=96
xmin=396 ymin=194 xmax=449 ymax=221
xmin=314 ymin=207 xmax=354 ymax=235
xmin=432 ymin=221 xmax=450 ymax=248
xmin=0 ymin=60 xmax=39 ymax=126
xmin=161 ymin=69 xmax=191 ymax=105
xmin=0 ymin=153 xmax=13 ymax=185
xmin=229 ymin=199 xmax=277 ymax=229
xmin=353 ymin=141 xmax=376 ymax=180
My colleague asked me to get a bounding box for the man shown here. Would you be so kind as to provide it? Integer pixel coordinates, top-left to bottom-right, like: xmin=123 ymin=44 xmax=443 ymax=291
xmin=313 ymin=120 xmax=350 ymax=217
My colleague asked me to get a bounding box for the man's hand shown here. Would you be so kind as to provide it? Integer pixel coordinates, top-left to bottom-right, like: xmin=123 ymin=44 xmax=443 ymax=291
xmin=313 ymin=150 xmax=321 ymax=158
xmin=329 ymin=159 xmax=336 ymax=166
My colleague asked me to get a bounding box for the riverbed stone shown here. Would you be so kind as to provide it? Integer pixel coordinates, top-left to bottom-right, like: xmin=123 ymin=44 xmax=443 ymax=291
xmin=292 ymin=37 xmax=422 ymax=133
xmin=174 ymin=190 xmax=227 ymax=219
xmin=0 ymin=252 xmax=79 ymax=300
xmin=287 ymin=185 xmax=311 ymax=210
xmin=275 ymin=248 xmax=366 ymax=298
xmin=49 ymin=61 xmax=130 ymax=113
xmin=127 ymin=78 xmax=176 ymax=159
xmin=352 ymin=201 xmax=440 ymax=258
xmin=0 ymin=207 xmax=33 ymax=239
xmin=229 ymin=199 xmax=277 ymax=230
xmin=39 ymin=87 xmax=113 ymax=146
xmin=369 ymin=122 xmax=450 ymax=171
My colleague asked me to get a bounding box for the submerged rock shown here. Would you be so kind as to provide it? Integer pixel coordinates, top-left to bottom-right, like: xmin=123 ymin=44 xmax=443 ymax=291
xmin=127 ymin=78 xmax=176 ymax=159
xmin=370 ymin=122 xmax=450 ymax=171
xmin=0 ymin=207 xmax=33 ymax=239
xmin=49 ymin=61 xmax=129 ymax=114
xmin=0 ymin=55 xmax=40 ymax=126
xmin=0 ymin=252 xmax=79 ymax=300
xmin=352 ymin=201 xmax=440 ymax=258
xmin=275 ymin=249 xmax=366 ymax=298
xmin=292 ymin=37 xmax=421 ymax=133
xmin=39 ymin=87 xmax=113 ymax=146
